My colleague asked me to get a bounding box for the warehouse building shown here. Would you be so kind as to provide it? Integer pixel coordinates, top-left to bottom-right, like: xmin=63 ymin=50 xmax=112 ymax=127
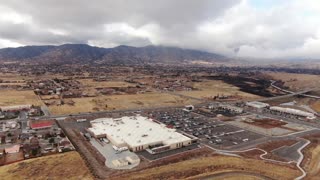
xmin=270 ymin=106 xmax=316 ymax=119
xmin=88 ymin=115 xmax=193 ymax=153
xmin=246 ymin=101 xmax=269 ymax=109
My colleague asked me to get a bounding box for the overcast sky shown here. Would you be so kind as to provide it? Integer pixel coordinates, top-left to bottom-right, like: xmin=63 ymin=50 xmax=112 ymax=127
xmin=0 ymin=0 xmax=320 ymax=59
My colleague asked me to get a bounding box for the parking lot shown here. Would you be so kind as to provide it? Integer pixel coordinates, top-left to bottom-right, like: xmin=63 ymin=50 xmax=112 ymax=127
xmin=146 ymin=109 xmax=264 ymax=149
xmin=271 ymin=140 xmax=307 ymax=162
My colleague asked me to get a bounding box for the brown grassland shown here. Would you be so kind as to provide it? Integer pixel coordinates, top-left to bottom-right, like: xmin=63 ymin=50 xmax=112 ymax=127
xmin=0 ymin=72 xmax=65 ymax=81
xmin=48 ymin=92 xmax=200 ymax=115
xmin=0 ymin=90 xmax=43 ymax=106
xmin=303 ymin=144 xmax=320 ymax=180
xmin=310 ymin=100 xmax=320 ymax=112
xmin=115 ymin=155 xmax=300 ymax=180
xmin=0 ymin=152 xmax=92 ymax=180
xmin=267 ymin=72 xmax=320 ymax=90
xmin=79 ymin=79 xmax=136 ymax=88
xmin=177 ymin=80 xmax=260 ymax=100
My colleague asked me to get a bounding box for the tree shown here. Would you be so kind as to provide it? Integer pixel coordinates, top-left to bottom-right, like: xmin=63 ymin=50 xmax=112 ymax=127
xmin=31 ymin=149 xmax=38 ymax=156
xmin=60 ymin=133 xmax=65 ymax=138
xmin=49 ymin=138 xmax=55 ymax=144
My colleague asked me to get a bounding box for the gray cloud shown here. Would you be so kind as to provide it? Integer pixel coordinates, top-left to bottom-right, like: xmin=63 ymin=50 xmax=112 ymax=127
xmin=0 ymin=0 xmax=320 ymax=58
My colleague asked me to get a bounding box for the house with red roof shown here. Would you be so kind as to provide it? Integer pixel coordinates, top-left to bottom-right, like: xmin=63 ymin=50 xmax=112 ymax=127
xmin=29 ymin=120 xmax=54 ymax=130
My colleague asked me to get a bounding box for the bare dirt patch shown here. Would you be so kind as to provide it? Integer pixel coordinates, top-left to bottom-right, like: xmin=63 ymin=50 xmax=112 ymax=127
xmin=244 ymin=118 xmax=287 ymax=129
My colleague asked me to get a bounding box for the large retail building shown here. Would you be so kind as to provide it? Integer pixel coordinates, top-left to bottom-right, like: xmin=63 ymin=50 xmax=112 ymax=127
xmin=88 ymin=115 xmax=195 ymax=152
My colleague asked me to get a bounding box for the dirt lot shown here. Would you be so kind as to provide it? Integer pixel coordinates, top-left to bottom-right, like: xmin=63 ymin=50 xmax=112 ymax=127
xmin=267 ymin=72 xmax=320 ymax=91
xmin=48 ymin=93 xmax=200 ymax=115
xmin=115 ymin=155 xmax=300 ymax=180
xmin=0 ymin=151 xmax=92 ymax=180
xmin=177 ymin=80 xmax=260 ymax=100
xmin=0 ymin=90 xmax=43 ymax=106
xmin=245 ymin=118 xmax=287 ymax=129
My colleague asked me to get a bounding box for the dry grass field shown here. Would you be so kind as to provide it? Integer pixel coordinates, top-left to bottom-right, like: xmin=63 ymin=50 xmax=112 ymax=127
xmin=0 ymin=82 xmax=27 ymax=86
xmin=0 ymin=152 xmax=92 ymax=180
xmin=188 ymin=170 xmax=268 ymax=180
xmin=79 ymin=79 xmax=135 ymax=88
xmin=310 ymin=101 xmax=320 ymax=112
xmin=49 ymin=93 xmax=200 ymax=115
xmin=116 ymin=155 xmax=300 ymax=180
xmin=0 ymin=73 xmax=26 ymax=81
xmin=0 ymin=90 xmax=43 ymax=106
xmin=267 ymin=72 xmax=320 ymax=91
xmin=177 ymin=80 xmax=260 ymax=100
xmin=304 ymin=144 xmax=320 ymax=180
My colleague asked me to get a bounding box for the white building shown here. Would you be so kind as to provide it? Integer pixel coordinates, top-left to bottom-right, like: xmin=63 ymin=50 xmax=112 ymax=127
xmin=88 ymin=115 xmax=193 ymax=152
xmin=246 ymin=101 xmax=269 ymax=109
xmin=112 ymin=158 xmax=129 ymax=167
xmin=270 ymin=106 xmax=316 ymax=119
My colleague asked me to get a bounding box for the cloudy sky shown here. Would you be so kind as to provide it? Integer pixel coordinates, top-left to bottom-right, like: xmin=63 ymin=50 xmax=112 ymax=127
xmin=0 ymin=0 xmax=320 ymax=59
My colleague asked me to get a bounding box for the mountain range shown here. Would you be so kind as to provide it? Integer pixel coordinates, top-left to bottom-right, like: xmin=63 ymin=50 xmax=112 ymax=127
xmin=0 ymin=44 xmax=226 ymax=64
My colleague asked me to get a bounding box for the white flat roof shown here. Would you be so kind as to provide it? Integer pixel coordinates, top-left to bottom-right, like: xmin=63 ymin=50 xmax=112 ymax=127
xmin=88 ymin=115 xmax=191 ymax=147
xmin=246 ymin=101 xmax=269 ymax=108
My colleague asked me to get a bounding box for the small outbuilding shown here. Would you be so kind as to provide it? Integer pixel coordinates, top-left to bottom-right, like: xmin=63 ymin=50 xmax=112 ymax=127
xmin=112 ymin=158 xmax=129 ymax=167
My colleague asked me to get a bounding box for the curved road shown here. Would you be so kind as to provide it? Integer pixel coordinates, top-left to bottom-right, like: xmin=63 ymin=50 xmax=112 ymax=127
xmin=203 ymin=137 xmax=311 ymax=180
